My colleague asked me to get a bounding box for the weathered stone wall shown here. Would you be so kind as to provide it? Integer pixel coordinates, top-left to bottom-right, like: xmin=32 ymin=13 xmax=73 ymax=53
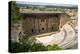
xmin=59 ymin=14 xmax=70 ymax=28
xmin=22 ymin=14 xmax=60 ymax=35
xmin=22 ymin=17 xmax=35 ymax=34
xmin=65 ymin=9 xmax=78 ymax=28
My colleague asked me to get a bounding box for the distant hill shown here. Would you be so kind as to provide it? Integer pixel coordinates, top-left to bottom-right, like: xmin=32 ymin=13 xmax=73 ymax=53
xmin=16 ymin=1 xmax=78 ymax=9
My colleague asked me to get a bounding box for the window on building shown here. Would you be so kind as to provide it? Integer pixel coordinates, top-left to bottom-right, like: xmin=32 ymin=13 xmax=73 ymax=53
xmin=41 ymin=19 xmax=45 ymax=22
xmin=54 ymin=14 xmax=58 ymax=17
xmin=39 ymin=29 xmax=40 ymax=32
xmin=31 ymin=29 xmax=33 ymax=32
xmin=40 ymin=24 xmax=41 ymax=25
xmin=52 ymin=27 xmax=53 ymax=30
xmin=42 ymin=28 xmax=44 ymax=30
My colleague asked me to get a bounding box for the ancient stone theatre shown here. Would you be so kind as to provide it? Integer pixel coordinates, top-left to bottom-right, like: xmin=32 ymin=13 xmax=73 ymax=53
xmin=20 ymin=9 xmax=69 ymax=35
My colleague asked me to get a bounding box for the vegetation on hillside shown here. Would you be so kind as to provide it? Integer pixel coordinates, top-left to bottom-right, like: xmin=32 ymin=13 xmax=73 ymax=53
xmin=11 ymin=1 xmax=24 ymax=25
xmin=10 ymin=36 xmax=63 ymax=53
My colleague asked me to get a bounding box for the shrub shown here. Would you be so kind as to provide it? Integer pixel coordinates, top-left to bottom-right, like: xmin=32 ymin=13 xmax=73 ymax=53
xmin=47 ymin=44 xmax=63 ymax=51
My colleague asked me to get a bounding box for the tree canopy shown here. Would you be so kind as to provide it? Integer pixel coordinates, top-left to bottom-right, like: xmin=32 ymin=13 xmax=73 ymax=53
xmin=10 ymin=35 xmax=63 ymax=53
xmin=11 ymin=1 xmax=23 ymax=25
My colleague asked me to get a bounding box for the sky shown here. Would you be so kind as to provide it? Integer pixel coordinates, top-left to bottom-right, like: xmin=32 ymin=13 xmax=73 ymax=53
xmin=16 ymin=0 xmax=78 ymax=9
xmin=16 ymin=0 xmax=78 ymax=5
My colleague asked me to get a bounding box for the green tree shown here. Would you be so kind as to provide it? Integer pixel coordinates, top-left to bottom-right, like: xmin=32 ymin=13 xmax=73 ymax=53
xmin=11 ymin=1 xmax=23 ymax=25
xmin=47 ymin=44 xmax=63 ymax=51
xmin=10 ymin=37 xmax=47 ymax=53
xmin=10 ymin=37 xmax=63 ymax=53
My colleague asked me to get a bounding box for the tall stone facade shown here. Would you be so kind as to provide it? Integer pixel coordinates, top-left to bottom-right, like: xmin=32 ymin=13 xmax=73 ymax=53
xmin=22 ymin=14 xmax=60 ymax=34
xmin=19 ymin=9 xmax=70 ymax=35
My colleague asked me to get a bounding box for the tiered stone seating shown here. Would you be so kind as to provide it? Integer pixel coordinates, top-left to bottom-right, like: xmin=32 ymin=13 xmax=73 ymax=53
xmin=36 ymin=22 xmax=77 ymax=48
xmin=58 ymin=23 xmax=76 ymax=48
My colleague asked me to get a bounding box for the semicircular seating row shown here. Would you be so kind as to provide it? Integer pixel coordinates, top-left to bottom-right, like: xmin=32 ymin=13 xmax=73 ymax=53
xmin=36 ymin=22 xmax=77 ymax=48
